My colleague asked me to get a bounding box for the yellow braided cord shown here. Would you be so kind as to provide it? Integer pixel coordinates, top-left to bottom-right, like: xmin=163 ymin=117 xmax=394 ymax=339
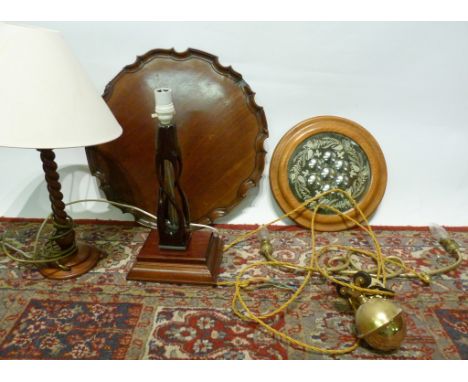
xmin=0 ymin=193 xmax=460 ymax=354
xmin=218 ymin=188 xmax=433 ymax=355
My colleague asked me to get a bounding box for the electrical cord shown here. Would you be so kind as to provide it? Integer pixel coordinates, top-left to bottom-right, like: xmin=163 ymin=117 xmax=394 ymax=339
xmin=0 ymin=192 xmax=463 ymax=354
xmin=218 ymin=188 xmax=464 ymax=354
xmin=0 ymin=198 xmax=218 ymax=264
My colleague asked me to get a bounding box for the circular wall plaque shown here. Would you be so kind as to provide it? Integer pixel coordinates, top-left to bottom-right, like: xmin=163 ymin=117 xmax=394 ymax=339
xmin=270 ymin=116 xmax=387 ymax=231
xmin=86 ymin=48 xmax=268 ymax=225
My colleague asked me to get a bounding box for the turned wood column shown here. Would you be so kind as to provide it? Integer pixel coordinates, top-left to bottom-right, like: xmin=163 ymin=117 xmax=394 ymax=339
xmin=38 ymin=149 xmax=76 ymax=252
xmin=37 ymin=149 xmax=100 ymax=279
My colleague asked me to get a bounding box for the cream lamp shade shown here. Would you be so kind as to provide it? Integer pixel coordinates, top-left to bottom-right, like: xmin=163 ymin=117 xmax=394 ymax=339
xmin=0 ymin=23 xmax=122 ymax=148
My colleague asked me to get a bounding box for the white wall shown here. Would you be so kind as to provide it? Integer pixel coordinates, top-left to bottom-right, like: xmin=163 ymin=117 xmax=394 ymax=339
xmin=1 ymin=21 xmax=467 ymax=226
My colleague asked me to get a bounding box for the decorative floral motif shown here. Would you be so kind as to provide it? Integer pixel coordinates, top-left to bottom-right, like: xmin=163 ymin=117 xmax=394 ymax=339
xmin=0 ymin=300 xmax=142 ymax=359
xmin=145 ymin=307 xmax=287 ymax=359
xmin=288 ymin=133 xmax=371 ymax=213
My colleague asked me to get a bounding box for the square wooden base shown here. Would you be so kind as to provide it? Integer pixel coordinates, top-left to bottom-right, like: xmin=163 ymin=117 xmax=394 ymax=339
xmin=126 ymin=229 xmax=224 ymax=285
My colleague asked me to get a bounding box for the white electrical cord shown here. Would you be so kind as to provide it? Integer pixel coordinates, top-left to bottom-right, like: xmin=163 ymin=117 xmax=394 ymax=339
xmin=64 ymin=198 xmax=219 ymax=234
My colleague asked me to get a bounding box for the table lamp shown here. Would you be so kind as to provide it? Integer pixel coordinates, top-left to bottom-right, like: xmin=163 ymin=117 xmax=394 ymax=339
xmin=126 ymin=88 xmax=224 ymax=285
xmin=0 ymin=23 xmax=122 ymax=279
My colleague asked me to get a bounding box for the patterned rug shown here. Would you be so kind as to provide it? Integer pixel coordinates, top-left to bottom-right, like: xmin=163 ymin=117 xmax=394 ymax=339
xmin=0 ymin=220 xmax=466 ymax=360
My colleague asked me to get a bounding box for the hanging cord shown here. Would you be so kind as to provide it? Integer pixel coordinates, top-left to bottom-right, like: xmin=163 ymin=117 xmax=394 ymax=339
xmin=218 ymin=188 xmax=463 ymax=354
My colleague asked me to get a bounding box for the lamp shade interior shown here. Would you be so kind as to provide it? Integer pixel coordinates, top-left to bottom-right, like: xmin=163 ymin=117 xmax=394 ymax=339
xmin=0 ymin=23 xmax=122 ymax=149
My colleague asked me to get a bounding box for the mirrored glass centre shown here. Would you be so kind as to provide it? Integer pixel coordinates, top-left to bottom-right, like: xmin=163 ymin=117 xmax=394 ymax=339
xmin=287 ymin=132 xmax=371 ymax=214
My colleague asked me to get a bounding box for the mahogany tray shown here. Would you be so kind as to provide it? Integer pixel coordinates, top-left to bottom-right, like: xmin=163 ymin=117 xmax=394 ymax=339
xmin=86 ymin=48 xmax=268 ymax=225
xmin=270 ymin=116 xmax=387 ymax=231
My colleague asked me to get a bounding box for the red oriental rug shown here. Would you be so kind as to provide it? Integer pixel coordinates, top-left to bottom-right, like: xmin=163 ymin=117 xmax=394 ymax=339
xmin=0 ymin=220 xmax=466 ymax=360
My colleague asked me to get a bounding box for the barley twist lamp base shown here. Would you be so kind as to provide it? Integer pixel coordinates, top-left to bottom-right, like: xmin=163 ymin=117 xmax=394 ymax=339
xmin=38 ymin=149 xmax=102 ymax=280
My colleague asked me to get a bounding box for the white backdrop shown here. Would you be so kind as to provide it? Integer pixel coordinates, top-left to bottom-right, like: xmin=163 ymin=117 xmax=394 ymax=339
xmin=1 ymin=21 xmax=467 ymax=226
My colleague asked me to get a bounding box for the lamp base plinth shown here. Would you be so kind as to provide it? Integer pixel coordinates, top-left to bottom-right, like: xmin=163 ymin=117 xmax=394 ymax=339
xmin=127 ymin=230 xmax=223 ymax=285
xmin=38 ymin=243 xmax=101 ymax=280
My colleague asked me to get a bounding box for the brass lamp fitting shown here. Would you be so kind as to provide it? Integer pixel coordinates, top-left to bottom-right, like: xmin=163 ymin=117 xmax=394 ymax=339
xmin=258 ymin=227 xmax=274 ymax=260
xmin=430 ymin=223 xmax=459 ymax=254
xmin=337 ymin=271 xmax=406 ymax=352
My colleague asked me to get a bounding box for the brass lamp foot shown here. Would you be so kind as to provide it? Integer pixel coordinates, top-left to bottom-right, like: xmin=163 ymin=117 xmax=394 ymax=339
xmin=38 ymin=243 xmax=101 ymax=280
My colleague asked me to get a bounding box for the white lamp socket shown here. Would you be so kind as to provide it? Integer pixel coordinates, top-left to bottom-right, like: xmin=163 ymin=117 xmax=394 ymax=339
xmin=152 ymin=88 xmax=175 ymax=125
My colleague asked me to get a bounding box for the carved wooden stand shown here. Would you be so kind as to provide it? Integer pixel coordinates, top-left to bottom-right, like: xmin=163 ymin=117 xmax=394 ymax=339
xmin=37 ymin=149 xmax=101 ymax=279
xmin=127 ymin=121 xmax=223 ymax=285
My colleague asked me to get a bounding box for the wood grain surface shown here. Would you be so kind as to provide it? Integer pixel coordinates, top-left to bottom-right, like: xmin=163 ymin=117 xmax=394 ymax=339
xmin=86 ymin=48 xmax=268 ymax=225
xmin=270 ymin=116 xmax=387 ymax=231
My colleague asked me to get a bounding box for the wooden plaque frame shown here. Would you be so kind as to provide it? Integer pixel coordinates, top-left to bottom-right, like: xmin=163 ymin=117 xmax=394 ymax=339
xmin=86 ymin=48 xmax=268 ymax=225
xmin=126 ymin=229 xmax=223 ymax=285
xmin=270 ymin=116 xmax=387 ymax=231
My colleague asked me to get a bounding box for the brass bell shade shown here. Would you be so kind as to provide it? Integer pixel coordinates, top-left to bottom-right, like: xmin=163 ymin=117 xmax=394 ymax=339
xmin=355 ymin=298 xmax=406 ymax=351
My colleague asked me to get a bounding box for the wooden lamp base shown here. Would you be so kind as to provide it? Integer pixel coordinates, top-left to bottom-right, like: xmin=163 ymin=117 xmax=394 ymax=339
xmin=38 ymin=243 xmax=101 ymax=280
xmin=127 ymin=230 xmax=223 ymax=285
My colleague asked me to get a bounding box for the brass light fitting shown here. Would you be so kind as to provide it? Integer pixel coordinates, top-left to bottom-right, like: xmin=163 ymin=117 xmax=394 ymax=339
xmin=337 ymin=271 xmax=406 ymax=352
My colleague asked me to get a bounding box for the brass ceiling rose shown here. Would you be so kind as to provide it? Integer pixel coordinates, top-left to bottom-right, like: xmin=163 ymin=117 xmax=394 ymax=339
xmin=270 ymin=116 xmax=387 ymax=231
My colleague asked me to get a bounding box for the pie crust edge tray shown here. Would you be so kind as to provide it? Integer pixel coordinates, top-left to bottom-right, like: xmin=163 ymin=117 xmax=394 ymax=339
xmin=86 ymin=48 xmax=268 ymax=225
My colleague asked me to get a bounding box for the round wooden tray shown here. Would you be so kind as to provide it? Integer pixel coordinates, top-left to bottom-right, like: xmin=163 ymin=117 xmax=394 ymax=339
xmin=86 ymin=48 xmax=268 ymax=225
xmin=270 ymin=116 xmax=387 ymax=231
